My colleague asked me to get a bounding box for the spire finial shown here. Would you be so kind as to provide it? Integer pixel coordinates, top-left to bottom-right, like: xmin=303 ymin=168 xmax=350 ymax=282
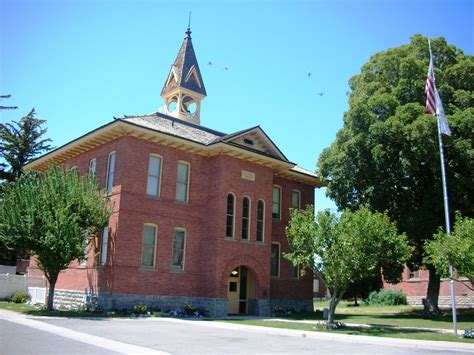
xmin=185 ymin=11 xmax=192 ymax=38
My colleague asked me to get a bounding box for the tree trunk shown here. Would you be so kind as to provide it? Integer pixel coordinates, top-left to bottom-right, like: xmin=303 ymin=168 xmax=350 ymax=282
xmin=327 ymin=294 xmax=339 ymax=326
xmin=46 ymin=273 xmax=58 ymax=311
xmin=423 ymin=266 xmax=441 ymax=316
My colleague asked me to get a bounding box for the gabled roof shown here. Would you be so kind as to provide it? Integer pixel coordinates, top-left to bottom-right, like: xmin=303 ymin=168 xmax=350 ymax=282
xmin=24 ymin=112 xmax=324 ymax=187
xmin=212 ymin=126 xmax=289 ymax=162
xmin=161 ymin=28 xmax=206 ymax=97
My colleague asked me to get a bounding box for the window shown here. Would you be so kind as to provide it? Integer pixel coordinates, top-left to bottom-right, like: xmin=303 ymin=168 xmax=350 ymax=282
xmin=256 ymin=200 xmax=265 ymax=242
xmin=272 ymin=186 xmax=281 ymax=219
xmin=100 ymin=227 xmax=109 ymax=266
xmin=142 ymin=225 xmax=157 ymax=268
xmin=271 ymin=243 xmax=280 ymax=277
xmin=172 ymin=229 xmax=186 ymax=270
xmin=291 ymin=190 xmax=301 ymax=209
xmin=80 ymin=232 xmax=89 ymax=266
xmin=226 ymin=193 xmax=235 ymax=238
xmin=241 ymin=197 xmax=250 ymax=240
xmin=89 ymin=158 xmax=96 ymax=176
xmin=408 ymin=267 xmax=419 ymax=280
xmin=106 ymin=152 xmax=116 ymax=193
xmin=71 ymin=166 xmax=79 ymax=175
xmin=176 ymin=161 xmax=189 ymax=202
xmin=146 ymin=155 xmax=162 ymax=197
xmin=290 ymin=264 xmax=299 ymax=279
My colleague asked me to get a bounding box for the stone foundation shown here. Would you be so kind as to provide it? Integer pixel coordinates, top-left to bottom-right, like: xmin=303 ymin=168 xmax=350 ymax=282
xmin=98 ymin=292 xmax=228 ymax=317
xmin=269 ymin=299 xmax=313 ymax=313
xmin=52 ymin=289 xmax=88 ymax=310
xmin=52 ymin=289 xmax=308 ymax=317
xmin=407 ymin=296 xmax=474 ymax=308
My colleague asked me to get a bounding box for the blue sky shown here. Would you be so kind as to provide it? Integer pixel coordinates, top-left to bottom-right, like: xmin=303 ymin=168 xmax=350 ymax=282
xmin=1 ymin=0 xmax=472 ymax=211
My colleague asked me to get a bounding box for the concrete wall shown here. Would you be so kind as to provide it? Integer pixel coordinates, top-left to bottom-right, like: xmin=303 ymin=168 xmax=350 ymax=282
xmin=0 ymin=274 xmax=46 ymax=299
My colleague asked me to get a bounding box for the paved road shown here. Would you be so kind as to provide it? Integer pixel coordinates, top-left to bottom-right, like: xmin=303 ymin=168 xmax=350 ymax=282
xmin=1 ymin=310 xmax=473 ymax=355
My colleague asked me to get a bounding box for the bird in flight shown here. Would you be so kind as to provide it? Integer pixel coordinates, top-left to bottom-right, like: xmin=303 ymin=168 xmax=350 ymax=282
xmin=224 ymin=67 xmax=229 ymax=71
xmin=307 ymin=72 xmax=311 ymax=77
xmin=317 ymin=92 xmax=324 ymax=96
xmin=208 ymin=61 xmax=212 ymax=66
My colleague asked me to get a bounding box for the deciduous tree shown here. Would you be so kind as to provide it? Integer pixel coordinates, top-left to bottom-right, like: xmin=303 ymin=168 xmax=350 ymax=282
xmin=425 ymin=213 xmax=474 ymax=281
xmin=285 ymin=206 xmax=410 ymax=325
xmin=318 ymin=35 xmax=473 ymax=314
xmin=0 ymin=166 xmax=111 ymax=310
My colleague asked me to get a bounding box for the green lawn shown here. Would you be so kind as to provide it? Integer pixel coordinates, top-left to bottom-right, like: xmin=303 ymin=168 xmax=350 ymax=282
xmin=0 ymin=301 xmax=42 ymax=314
xmin=0 ymin=301 xmax=124 ymax=318
xmin=223 ymin=319 xmax=474 ymax=344
xmin=309 ymin=301 xmax=474 ymax=330
xmin=221 ymin=301 xmax=474 ymax=344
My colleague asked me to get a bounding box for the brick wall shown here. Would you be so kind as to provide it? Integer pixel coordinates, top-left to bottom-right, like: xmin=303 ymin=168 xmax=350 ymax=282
xmin=28 ymin=135 xmax=316 ymax=311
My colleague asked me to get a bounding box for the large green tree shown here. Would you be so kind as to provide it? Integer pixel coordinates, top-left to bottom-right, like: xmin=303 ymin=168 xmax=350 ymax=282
xmin=0 ymin=108 xmax=52 ymax=265
xmin=425 ymin=213 xmax=474 ymax=281
xmin=0 ymin=166 xmax=111 ymax=310
xmin=285 ymin=206 xmax=410 ymax=325
xmin=318 ymin=35 xmax=473 ymax=314
xmin=0 ymin=108 xmax=52 ymax=183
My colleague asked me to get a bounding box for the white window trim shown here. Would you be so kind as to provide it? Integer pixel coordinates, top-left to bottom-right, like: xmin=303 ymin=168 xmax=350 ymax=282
xmin=271 ymin=242 xmax=281 ymax=278
xmin=106 ymin=151 xmax=116 ymax=193
xmin=176 ymin=160 xmax=190 ymax=203
xmin=226 ymin=192 xmax=236 ymax=239
xmin=256 ymin=199 xmax=265 ymax=243
xmin=142 ymin=224 xmax=158 ymax=268
xmin=291 ymin=189 xmax=301 ymax=209
xmin=272 ymin=185 xmax=282 ymax=220
xmin=172 ymin=228 xmax=186 ymax=271
xmin=241 ymin=196 xmax=251 ymax=240
xmin=146 ymin=154 xmax=163 ymax=198
xmin=100 ymin=227 xmax=109 ymax=266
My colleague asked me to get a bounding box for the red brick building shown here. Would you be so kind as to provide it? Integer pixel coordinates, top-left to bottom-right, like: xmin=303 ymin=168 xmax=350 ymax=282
xmin=25 ymin=28 xmax=323 ymax=316
xmin=383 ymin=266 xmax=474 ymax=308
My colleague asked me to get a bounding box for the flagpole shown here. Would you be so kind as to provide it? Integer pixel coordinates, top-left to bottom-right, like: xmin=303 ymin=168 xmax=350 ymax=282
xmin=436 ymin=115 xmax=458 ymax=335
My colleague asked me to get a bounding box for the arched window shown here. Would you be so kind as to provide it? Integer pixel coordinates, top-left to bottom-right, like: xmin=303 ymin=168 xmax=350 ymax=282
xmin=226 ymin=193 xmax=235 ymax=238
xmin=241 ymin=197 xmax=250 ymax=240
xmin=256 ymin=200 xmax=265 ymax=242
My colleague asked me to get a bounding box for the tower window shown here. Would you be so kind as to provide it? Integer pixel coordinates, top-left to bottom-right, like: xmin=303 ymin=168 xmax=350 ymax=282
xmin=167 ymin=97 xmax=178 ymax=113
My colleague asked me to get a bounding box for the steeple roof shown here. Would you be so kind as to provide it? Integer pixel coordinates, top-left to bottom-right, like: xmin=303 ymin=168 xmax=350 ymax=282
xmin=161 ymin=28 xmax=207 ymax=97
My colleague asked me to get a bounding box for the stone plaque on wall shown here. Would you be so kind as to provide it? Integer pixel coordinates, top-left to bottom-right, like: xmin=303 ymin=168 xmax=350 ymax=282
xmin=241 ymin=170 xmax=255 ymax=181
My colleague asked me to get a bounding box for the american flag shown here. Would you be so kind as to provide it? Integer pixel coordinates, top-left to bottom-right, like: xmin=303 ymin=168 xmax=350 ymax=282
xmin=425 ymin=42 xmax=451 ymax=136
xmin=425 ymin=55 xmax=437 ymax=115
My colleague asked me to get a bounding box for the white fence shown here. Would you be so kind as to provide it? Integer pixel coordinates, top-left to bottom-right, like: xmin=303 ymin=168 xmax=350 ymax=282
xmin=0 ymin=274 xmax=46 ymax=304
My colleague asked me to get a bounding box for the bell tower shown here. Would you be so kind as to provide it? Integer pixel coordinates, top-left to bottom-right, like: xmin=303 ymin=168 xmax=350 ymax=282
xmin=161 ymin=27 xmax=207 ymax=125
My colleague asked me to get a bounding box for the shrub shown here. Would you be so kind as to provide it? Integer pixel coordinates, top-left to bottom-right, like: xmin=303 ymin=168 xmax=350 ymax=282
xmin=183 ymin=303 xmax=197 ymax=316
xmin=11 ymin=291 xmax=29 ymax=303
xmin=132 ymin=305 xmax=148 ymax=314
xmin=364 ymin=289 xmax=407 ymax=306
xmin=463 ymin=328 xmax=474 ymax=339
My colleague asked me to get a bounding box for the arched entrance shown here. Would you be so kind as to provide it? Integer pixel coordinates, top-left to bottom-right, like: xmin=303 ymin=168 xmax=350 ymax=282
xmin=227 ymin=266 xmax=256 ymax=315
